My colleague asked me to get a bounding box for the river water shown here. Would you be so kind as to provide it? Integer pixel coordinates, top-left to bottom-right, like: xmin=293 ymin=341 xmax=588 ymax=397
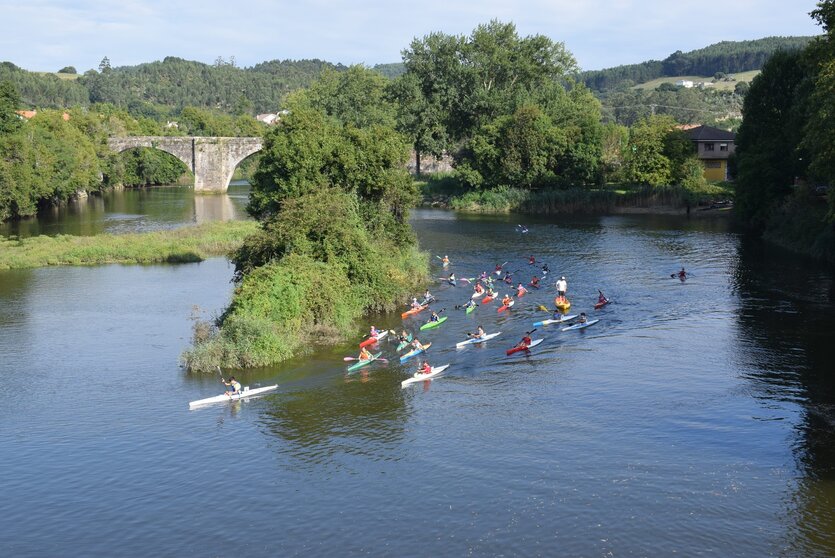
xmin=1 ymin=188 xmax=834 ymax=557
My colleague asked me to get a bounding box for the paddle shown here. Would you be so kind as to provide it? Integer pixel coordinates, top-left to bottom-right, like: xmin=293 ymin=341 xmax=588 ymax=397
xmin=344 ymin=356 xmax=389 ymax=363
xmin=538 ymin=305 xmax=549 ymax=311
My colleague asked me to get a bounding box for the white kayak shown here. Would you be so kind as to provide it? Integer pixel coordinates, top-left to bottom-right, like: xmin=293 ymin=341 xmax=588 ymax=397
xmin=456 ymin=331 xmax=501 ymax=348
xmin=533 ymin=314 xmax=578 ymax=327
xmin=471 ymin=290 xmax=485 ymax=299
xmin=561 ymin=319 xmax=599 ymax=332
xmin=189 ymin=384 xmax=278 ymax=409
xmin=401 ymin=364 xmax=450 ymax=388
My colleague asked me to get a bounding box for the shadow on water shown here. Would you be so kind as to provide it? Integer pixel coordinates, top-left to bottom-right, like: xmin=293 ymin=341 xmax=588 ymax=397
xmin=731 ymin=235 xmax=835 ymax=555
xmin=246 ymin=352 xmax=411 ymax=470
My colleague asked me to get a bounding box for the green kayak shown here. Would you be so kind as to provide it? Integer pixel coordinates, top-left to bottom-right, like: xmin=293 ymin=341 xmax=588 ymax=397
xmin=347 ymin=352 xmax=382 ymax=372
xmin=466 ymin=304 xmax=476 ymax=314
xmin=419 ymin=316 xmax=448 ymax=331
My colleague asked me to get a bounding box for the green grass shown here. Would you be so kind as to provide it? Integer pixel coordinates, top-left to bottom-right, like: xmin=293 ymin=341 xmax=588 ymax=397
xmin=35 ymin=71 xmax=80 ymax=81
xmin=0 ymin=220 xmax=259 ymax=270
xmin=633 ymin=70 xmax=760 ymax=92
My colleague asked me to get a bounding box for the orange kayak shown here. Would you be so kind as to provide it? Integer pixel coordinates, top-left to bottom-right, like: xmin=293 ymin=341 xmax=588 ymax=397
xmin=401 ymin=304 xmax=428 ymax=319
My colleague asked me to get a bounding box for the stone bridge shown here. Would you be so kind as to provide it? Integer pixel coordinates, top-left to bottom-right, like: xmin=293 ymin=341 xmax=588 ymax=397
xmin=107 ymin=136 xmax=262 ymax=192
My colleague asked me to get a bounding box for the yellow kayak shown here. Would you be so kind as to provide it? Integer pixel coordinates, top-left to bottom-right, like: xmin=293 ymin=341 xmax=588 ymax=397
xmin=555 ymin=297 xmax=571 ymax=311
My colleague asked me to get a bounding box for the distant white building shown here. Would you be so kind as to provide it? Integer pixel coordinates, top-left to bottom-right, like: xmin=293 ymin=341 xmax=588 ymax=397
xmin=256 ymin=113 xmax=278 ymax=125
xmin=676 ymin=80 xmax=695 ymax=88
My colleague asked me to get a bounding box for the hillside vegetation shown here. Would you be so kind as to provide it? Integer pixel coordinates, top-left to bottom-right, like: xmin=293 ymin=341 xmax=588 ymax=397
xmin=582 ymin=36 xmax=814 ymax=92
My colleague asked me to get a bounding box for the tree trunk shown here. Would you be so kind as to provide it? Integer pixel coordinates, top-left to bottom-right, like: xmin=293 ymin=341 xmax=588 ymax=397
xmin=415 ymin=147 xmax=421 ymax=177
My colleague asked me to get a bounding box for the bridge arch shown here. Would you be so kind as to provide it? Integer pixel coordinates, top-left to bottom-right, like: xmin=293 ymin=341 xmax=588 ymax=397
xmin=107 ymin=136 xmax=262 ymax=192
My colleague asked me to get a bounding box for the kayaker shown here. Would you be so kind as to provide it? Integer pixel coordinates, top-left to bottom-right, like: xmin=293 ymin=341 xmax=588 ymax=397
xmin=503 ymin=273 xmax=513 ymax=284
xmin=223 ymin=376 xmax=242 ymax=396
xmin=411 ymin=338 xmax=426 ymax=351
xmin=485 ymin=287 xmax=496 ymax=298
xmin=516 ymin=283 xmax=528 ymax=296
xmin=598 ymin=290 xmax=609 ymax=304
xmin=423 ymin=289 xmax=434 ymax=302
xmin=578 ymin=312 xmax=587 ymax=324
xmin=448 ymin=273 xmax=456 ymax=285
xmin=479 ymin=271 xmax=488 ymax=281
xmin=417 ymin=360 xmax=432 ymax=375
xmin=369 ymin=325 xmax=379 ymax=338
xmin=428 ymin=311 xmax=440 ymax=323
xmin=675 ymin=267 xmax=687 ymax=280
xmin=398 ymin=329 xmax=410 ymax=343
xmin=531 ymin=276 xmax=540 ymax=288
xmin=529 ymin=255 xmax=535 ymax=265
xmin=442 ymin=255 xmax=450 ymax=265
xmin=516 ymin=334 xmax=532 ymax=349
xmin=552 ymin=309 xmax=563 ymax=320
xmin=469 ymin=325 xmax=486 ymax=339
xmin=556 ymin=276 xmax=567 ymax=297
xmin=541 ymin=263 xmax=550 ymax=274
xmin=474 ymin=283 xmax=484 ymax=294
xmin=359 ymin=347 xmax=373 ymax=361
xmin=501 ymin=294 xmax=512 ymax=307
xmin=410 ymin=297 xmax=422 ymax=309
xmin=463 ymin=299 xmax=477 ymax=311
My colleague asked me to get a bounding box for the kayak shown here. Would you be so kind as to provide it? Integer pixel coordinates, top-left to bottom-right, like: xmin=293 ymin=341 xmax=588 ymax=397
xmin=561 ymin=319 xmax=599 ymax=332
xmin=466 ymin=304 xmax=476 ymax=314
xmin=529 ymin=282 xmax=540 ymax=289
xmin=189 ymin=384 xmax=278 ymax=409
xmin=359 ymin=330 xmax=388 ymax=349
xmin=506 ymin=338 xmax=544 ymax=356
xmin=347 ymin=352 xmax=383 ymax=372
xmin=594 ymin=299 xmax=610 ymax=310
xmin=471 ymin=290 xmax=484 ymax=299
xmin=401 ymin=364 xmax=450 ymax=388
xmin=481 ymin=294 xmax=495 ymax=304
xmin=401 ymin=304 xmax=428 ymax=319
xmin=555 ymin=297 xmax=571 ymax=311
xmin=456 ymin=332 xmax=501 ymax=348
xmin=497 ymin=300 xmax=515 ymax=313
xmin=420 ymin=316 xmax=448 ymax=330
xmin=516 ymin=290 xmax=527 ymax=298
xmin=400 ymin=342 xmax=431 ymax=363
xmin=421 ymin=296 xmax=435 ymax=305
xmin=533 ymin=314 xmax=578 ymax=327
xmin=396 ymin=334 xmax=413 ymax=351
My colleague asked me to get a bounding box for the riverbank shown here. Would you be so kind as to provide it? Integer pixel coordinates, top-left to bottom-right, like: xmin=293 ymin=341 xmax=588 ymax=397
xmin=417 ymin=178 xmax=734 ymax=216
xmin=0 ymin=220 xmax=258 ymax=269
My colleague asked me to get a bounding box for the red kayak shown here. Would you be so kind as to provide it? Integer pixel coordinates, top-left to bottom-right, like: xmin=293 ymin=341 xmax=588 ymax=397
xmin=481 ymin=294 xmax=495 ymax=304
xmin=594 ymin=299 xmax=610 ymax=310
xmin=506 ymin=338 xmax=543 ymax=355
xmin=359 ymin=330 xmax=388 ymax=348
xmin=497 ymin=300 xmax=515 ymax=313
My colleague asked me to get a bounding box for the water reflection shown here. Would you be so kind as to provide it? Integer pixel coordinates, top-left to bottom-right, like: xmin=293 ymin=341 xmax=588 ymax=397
xmin=731 ymin=236 xmax=835 ymax=554
xmin=259 ymin=371 xmax=410 ymax=469
xmin=0 ymin=183 xmax=251 ymax=238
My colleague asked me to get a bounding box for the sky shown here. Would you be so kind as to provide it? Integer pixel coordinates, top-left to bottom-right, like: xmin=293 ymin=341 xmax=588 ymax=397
xmin=0 ymin=0 xmax=823 ymax=73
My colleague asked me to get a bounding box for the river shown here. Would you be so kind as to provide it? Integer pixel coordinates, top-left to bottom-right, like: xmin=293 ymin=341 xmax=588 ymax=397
xmin=1 ymin=187 xmax=834 ymax=557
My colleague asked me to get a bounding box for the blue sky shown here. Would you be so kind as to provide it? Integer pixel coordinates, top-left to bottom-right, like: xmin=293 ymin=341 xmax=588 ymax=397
xmin=0 ymin=0 xmax=823 ymax=73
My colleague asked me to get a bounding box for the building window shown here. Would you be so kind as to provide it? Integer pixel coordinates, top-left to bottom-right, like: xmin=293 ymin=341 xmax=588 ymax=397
xmin=705 ymin=161 xmax=722 ymax=168
xmin=719 ymin=143 xmax=728 ymax=151
xmin=704 ymin=143 xmax=715 ymax=151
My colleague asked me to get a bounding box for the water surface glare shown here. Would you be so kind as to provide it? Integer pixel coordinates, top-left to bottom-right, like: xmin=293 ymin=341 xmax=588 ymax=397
xmin=1 ymin=203 xmax=834 ymax=556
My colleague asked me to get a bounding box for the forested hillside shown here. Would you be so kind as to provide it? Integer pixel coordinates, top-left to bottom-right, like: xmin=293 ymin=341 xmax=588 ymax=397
xmin=582 ymin=36 xmax=815 ymax=91
xmin=0 ymin=57 xmax=346 ymax=114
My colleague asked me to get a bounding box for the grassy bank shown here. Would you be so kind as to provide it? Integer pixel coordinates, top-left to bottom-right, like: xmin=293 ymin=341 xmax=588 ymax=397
xmin=433 ymin=182 xmax=734 ymax=214
xmin=0 ymin=220 xmax=259 ymax=270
